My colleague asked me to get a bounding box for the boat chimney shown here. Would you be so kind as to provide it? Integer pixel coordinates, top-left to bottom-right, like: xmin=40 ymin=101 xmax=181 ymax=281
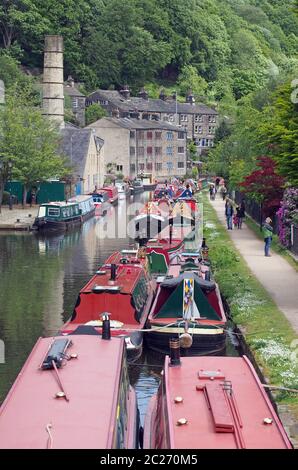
xmin=110 ymin=263 xmax=117 ymax=281
xmin=101 ymin=312 xmax=111 ymax=340
xmin=169 ymin=338 xmax=181 ymax=366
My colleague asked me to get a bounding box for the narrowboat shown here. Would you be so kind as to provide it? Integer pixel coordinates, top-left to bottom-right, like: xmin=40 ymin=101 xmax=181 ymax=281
xmin=0 ymin=333 xmax=140 ymax=449
xmin=33 ymin=201 xmax=83 ymax=232
xmin=68 ymin=195 xmax=95 ymax=220
xmin=91 ymin=190 xmax=110 ymax=216
xmin=153 ymin=184 xmax=175 ymax=201
xmin=146 ymin=270 xmax=227 ymax=356
xmin=61 ymin=249 xmax=156 ymax=362
xmin=130 ymin=178 xmax=144 ymax=195
xmin=138 ymin=173 xmax=157 ymax=191
xmin=99 ymin=185 xmax=118 ymax=205
xmin=143 ymin=354 xmax=292 ymax=449
xmin=146 ymin=237 xmax=184 ymax=275
xmin=115 ymin=180 xmax=131 ymax=197
xmin=134 ymin=202 xmax=166 ymax=241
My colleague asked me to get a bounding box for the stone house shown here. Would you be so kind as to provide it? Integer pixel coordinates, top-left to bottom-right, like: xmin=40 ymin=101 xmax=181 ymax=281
xmin=60 ymin=126 xmax=104 ymax=195
xmin=88 ymin=117 xmax=187 ymax=180
xmin=86 ymin=87 xmax=218 ymax=155
xmin=64 ymin=76 xmax=86 ymax=127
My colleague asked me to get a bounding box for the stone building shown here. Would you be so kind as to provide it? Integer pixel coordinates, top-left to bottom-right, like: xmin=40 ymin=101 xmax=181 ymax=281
xmin=60 ymin=126 xmax=104 ymax=195
xmin=86 ymin=87 xmax=218 ymax=155
xmin=88 ymin=117 xmax=187 ymax=180
xmin=64 ymin=76 xmax=86 ymax=127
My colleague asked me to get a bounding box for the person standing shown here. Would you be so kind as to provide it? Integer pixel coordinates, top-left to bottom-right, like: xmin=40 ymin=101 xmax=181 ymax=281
xmin=237 ymin=201 xmax=245 ymax=229
xmin=225 ymin=200 xmax=234 ymax=230
xmin=262 ymin=217 xmax=273 ymax=257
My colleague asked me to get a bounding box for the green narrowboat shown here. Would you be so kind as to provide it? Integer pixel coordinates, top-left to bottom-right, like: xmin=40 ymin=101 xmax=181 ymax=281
xmin=33 ymin=201 xmax=83 ymax=232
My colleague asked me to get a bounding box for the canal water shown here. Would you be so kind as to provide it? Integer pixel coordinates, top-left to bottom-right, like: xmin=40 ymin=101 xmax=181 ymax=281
xmin=0 ymin=193 xmax=238 ymax=424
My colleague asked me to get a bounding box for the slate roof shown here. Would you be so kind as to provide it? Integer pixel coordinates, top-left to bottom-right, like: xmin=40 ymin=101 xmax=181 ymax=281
xmin=60 ymin=128 xmax=101 ymax=175
xmin=64 ymin=85 xmax=85 ymax=98
xmin=90 ymin=117 xmax=186 ymax=133
xmin=87 ymin=89 xmax=217 ymax=115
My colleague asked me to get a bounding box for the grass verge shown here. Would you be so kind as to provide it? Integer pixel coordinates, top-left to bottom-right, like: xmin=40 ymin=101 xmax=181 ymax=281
xmin=198 ymin=193 xmax=298 ymax=417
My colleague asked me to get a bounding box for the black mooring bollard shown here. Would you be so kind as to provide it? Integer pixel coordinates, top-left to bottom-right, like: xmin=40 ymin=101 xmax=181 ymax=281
xmin=169 ymin=338 xmax=181 ymax=366
xmin=102 ymin=312 xmax=111 ymax=340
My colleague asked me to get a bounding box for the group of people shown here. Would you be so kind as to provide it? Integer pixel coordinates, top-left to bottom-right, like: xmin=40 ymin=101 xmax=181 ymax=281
xmin=209 ymin=181 xmax=228 ymax=201
xmin=225 ymin=200 xmax=246 ymax=230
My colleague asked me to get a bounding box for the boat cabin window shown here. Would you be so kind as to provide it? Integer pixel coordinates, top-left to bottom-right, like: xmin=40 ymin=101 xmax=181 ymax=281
xmin=114 ymin=359 xmax=130 ymax=449
xmin=48 ymin=207 xmax=60 ymax=217
xmin=75 ymin=205 xmax=79 ymax=215
xmin=38 ymin=206 xmax=46 ymax=217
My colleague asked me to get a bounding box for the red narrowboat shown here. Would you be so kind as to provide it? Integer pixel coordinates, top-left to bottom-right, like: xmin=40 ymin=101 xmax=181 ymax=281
xmin=134 ymin=202 xmax=166 ymax=240
xmin=61 ymin=250 xmax=156 ymax=362
xmin=98 ymin=185 xmax=118 ymax=205
xmin=143 ymin=355 xmax=292 ymax=449
xmin=146 ymin=269 xmax=227 ymax=356
xmin=0 ymin=334 xmax=140 ymax=449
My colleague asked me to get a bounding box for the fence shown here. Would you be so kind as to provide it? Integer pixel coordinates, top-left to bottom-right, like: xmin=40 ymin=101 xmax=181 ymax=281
xmin=291 ymin=225 xmax=298 ymax=256
xmin=234 ymin=191 xmax=278 ymax=233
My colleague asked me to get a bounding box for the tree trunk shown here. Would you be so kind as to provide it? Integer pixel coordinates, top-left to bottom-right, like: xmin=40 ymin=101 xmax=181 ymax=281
xmin=22 ymin=186 xmax=28 ymax=208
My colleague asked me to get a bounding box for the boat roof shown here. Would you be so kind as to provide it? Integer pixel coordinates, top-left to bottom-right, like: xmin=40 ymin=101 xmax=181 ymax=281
xmin=68 ymin=195 xmax=93 ymax=203
xmin=81 ymin=258 xmax=146 ymax=295
xmin=41 ymin=201 xmax=77 ymax=207
xmin=0 ymin=334 xmax=124 ymax=449
xmin=164 ymin=355 xmax=291 ymax=449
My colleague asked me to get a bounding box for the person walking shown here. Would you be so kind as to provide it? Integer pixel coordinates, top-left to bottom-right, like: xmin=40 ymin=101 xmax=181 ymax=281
xmin=262 ymin=217 xmax=273 ymax=257
xmin=225 ymin=200 xmax=234 ymax=230
xmin=220 ymin=185 xmax=227 ymax=201
xmin=237 ymin=201 xmax=245 ymax=229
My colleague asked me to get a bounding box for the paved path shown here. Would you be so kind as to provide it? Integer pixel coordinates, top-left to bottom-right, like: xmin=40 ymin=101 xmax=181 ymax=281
xmin=0 ymin=206 xmax=38 ymax=230
xmin=210 ymin=197 xmax=298 ymax=334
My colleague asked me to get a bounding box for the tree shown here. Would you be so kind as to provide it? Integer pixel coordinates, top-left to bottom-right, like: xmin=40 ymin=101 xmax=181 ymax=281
xmin=177 ymin=65 xmax=207 ymax=99
xmin=258 ymin=82 xmax=298 ymax=186
xmin=0 ymin=89 xmax=68 ymax=206
xmin=85 ymin=103 xmax=107 ymax=125
xmin=240 ymin=156 xmax=285 ymax=217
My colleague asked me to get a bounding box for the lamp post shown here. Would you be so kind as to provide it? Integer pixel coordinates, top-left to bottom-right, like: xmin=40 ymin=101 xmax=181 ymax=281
xmin=8 ymin=159 xmax=13 ymax=210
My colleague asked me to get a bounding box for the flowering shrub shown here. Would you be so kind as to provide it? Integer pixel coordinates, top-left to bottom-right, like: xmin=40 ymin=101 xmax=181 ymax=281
xmin=277 ymin=188 xmax=298 ymax=248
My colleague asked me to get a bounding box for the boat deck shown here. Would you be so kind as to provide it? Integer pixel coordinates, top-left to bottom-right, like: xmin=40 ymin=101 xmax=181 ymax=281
xmin=0 ymin=335 xmax=124 ymax=449
xmin=164 ymin=356 xmax=291 ymax=449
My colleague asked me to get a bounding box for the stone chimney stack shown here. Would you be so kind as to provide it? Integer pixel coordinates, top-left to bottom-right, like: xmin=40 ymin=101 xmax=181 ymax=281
xmin=42 ymin=35 xmax=64 ymax=127
xmin=186 ymin=90 xmax=195 ymax=105
xmin=159 ymin=90 xmax=166 ymax=101
xmin=138 ymin=88 xmax=149 ymax=101
xmin=120 ymin=84 xmax=130 ymax=100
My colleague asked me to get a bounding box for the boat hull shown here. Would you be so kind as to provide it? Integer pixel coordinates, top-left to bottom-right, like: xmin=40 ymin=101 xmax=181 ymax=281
xmin=143 ymin=183 xmax=157 ymax=191
xmin=33 ymin=216 xmax=82 ymax=232
xmin=145 ymin=326 xmax=226 ymax=356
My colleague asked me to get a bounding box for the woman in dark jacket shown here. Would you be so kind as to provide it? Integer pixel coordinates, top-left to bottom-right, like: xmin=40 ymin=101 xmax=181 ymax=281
xmin=237 ymin=201 xmax=245 ymax=229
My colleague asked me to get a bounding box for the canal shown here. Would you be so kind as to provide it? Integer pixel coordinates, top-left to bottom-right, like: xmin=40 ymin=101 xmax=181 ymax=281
xmin=0 ymin=193 xmax=238 ymax=424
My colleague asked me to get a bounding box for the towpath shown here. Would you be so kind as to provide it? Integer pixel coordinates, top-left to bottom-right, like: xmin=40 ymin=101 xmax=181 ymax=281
xmin=210 ymin=197 xmax=298 ymax=334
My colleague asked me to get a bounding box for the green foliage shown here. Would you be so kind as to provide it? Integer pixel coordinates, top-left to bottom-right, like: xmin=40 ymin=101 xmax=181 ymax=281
xmin=0 ymin=88 xmax=69 ymax=204
xmin=0 ymin=0 xmax=297 ymax=98
xmin=177 ymin=65 xmax=207 ymax=99
xmin=258 ymin=82 xmax=298 ymax=186
xmin=85 ymin=103 xmax=107 ymax=125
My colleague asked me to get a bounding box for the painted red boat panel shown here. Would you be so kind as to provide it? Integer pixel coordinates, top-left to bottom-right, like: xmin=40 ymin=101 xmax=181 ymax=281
xmin=0 ymin=335 xmax=129 ymax=449
xmin=99 ymin=186 xmax=118 ymax=204
xmin=159 ymin=356 xmax=292 ymax=449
